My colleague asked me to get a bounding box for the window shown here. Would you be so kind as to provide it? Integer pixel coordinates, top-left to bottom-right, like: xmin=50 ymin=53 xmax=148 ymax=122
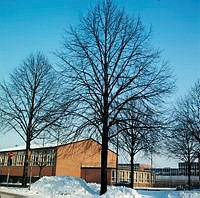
xmin=119 ymin=171 xmax=124 ymax=181
xmin=135 ymin=172 xmax=138 ymax=183
xmin=0 ymin=149 xmax=56 ymax=167
xmin=112 ymin=170 xmax=116 ymax=182
xmin=147 ymin=173 xmax=150 ymax=183
xmin=30 ymin=149 xmax=55 ymax=166
xmin=122 ymin=171 xmax=125 ymax=181
xmin=141 ymin=173 xmax=144 ymax=183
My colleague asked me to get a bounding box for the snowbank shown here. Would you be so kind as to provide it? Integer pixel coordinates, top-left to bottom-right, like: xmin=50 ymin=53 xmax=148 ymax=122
xmin=1 ymin=175 xmax=200 ymax=197
xmin=102 ymin=186 xmax=141 ymax=198
xmin=31 ymin=175 xmax=96 ymax=197
xmin=30 ymin=175 xmax=142 ymax=197
xmin=137 ymin=189 xmax=200 ymax=198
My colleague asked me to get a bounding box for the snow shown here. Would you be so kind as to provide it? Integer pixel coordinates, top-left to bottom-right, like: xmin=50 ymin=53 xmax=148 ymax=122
xmin=137 ymin=190 xmax=200 ymax=198
xmin=30 ymin=175 xmax=141 ymax=198
xmin=31 ymin=175 xmax=97 ymax=197
xmin=0 ymin=175 xmax=200 ymax=198
xmin=0 ymin=143 xmax=57 ymax=152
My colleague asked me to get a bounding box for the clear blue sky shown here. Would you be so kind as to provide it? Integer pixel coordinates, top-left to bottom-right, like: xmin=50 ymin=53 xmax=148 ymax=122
xmin=0 ymin=0 xmax=199 ymax=167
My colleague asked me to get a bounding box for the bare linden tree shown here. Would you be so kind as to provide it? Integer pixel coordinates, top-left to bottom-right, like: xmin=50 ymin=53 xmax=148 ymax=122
xmin=0 ymin=52 xmax=73 ymax=186
xmin=57 ymin=0 xmax=174 ymax=194
xmin=165 ymin=80 xmax=200 ymax=190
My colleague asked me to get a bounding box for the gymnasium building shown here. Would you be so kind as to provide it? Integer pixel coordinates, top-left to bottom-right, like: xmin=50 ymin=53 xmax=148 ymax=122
xmin=0 ymin=138 xmax=155 ymax=187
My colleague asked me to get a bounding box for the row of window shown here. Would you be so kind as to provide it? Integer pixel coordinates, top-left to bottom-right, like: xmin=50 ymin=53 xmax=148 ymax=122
xmin=31 ymin=149 xmax=55 ymax=166
xmin=146 ymin=167 xmax=200 ymax=176
xmin=179 ymin=162 xmax=199 ymax=168
xmin=112 ymin=170 xmax=154 ymax=184
xmin=0 ymin=151 xmax=25 ymax=166
xmin=178 ymin=170 xmax=199 ymax=176
xmin=0 ymin=149 xmax=55 ymax=167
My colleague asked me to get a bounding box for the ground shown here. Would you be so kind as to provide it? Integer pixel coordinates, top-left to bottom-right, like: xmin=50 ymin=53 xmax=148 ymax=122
xmin=0 ymin=175 xmax=200 ymax=198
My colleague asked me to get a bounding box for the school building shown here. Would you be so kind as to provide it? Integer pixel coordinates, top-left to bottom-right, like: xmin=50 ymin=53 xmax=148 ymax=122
xmin=0 ymin=138 xmax=154 ymax=187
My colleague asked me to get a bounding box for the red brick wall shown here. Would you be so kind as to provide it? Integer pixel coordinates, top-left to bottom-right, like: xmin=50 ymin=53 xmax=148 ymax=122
xmin=134 ymin=183 xmax=153 ymax=187
xmin=56 ymin=139 xmax=116 ymax=178
xmin=0 ymin=139 xmax=116 ymax=181
xmin=0 ymin=166 xmax=55 ymax=177
xmin=0 ymin=166 xmax=23 ymax=176
xmin=81 ymin=168 xmax=113 ymax=185
xmin=81 ymin=168 xmax=155 ymax=187
xmin=81 ymin=168 xmax=101 ymax=184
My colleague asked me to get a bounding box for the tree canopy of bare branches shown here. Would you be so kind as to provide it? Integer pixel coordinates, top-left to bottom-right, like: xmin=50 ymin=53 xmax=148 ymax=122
xmin=165 ymin=80 xmax=200 ymax=189
xmin=0 ymin=52 xmax=73 ymax=186
xmin=112 ymin=100 xmax=163 ymax=188
xmin=57 ymin=0 xmax=174 ymax=194
xmin=165 ymin=121 xmax=199 ymax=189
xmin=178 ymin=80 xmax=200 ymax=144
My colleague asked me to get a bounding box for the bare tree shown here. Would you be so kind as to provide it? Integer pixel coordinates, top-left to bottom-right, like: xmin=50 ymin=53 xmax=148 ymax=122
xmin=165 ymin=117 xmax=199 ymax=189
xmin=181 ymin=80 xmax=200 ymax=144
xmin=0 ymin=52 xmax=73 ymax=186
xmin=112 ymin=100 xmax=162 ymax=188
xmin=57 ymin=0 xmax=174 ymax=194
xmin=165 ymin=80 xmax=200 ymax=189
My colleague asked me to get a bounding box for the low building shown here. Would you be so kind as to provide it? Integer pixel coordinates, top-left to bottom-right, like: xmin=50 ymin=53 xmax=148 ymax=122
xmin=179 ymin=162 xmax=199 ymax=176
xmin=0 ymin=139 xmax=154 ymax=187
xmin=0 ymin=139 xmax=116 ymax=183
xmin=145 ymin=167 xmax=179 ymax=176
xmin=81 ymin=167 xmax=155 ymax=187
xmin=155 ymin=175 xmax=199 ymax=187
xmin=118 ymin=163 xmax=151 ymax=170
xmin=112 ymin=164 xmax=155 ymax=187
xmin=144 ymin=162 xmax=200 ymax=187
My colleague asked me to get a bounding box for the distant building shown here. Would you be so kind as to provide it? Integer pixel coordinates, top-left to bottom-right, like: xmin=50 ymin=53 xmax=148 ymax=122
xmin=118 ymin=163 xmax=151 ymax=170
xmin=145 ymin=167 xmax=179 ymax=176
xmin=179 ymin=162 xmax=199 ymax=176
xmin=144 ymin=162 xmax=200 ymax=187
xmin=113 ymin=163 xmax=155 ymax=187
xmin=155 ymin=175 xmax=199 ymax=187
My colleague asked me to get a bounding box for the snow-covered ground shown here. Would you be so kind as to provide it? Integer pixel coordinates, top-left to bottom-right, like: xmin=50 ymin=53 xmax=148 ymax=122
xmin=0 ymin=175 xmax=200 ymax=198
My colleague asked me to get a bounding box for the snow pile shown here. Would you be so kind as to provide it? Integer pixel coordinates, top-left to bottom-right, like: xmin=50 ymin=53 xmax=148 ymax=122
xmin=1 ymin=177 xmax=200 ymax=198
xmin=31 ymin=175 xmax=96 ymax=197
xmin=137 ymin=189 xmax=200 ymax=198
xmin=88 ymin=183 xmax=141 ymax=198
xmin=102 ymin=186 xmax=141 ymax=198
xmin=179 ymin=191 xmax=200 ymax=198
xmin=0 ymin=175 xmax=196 ymax=197
xmin=29 ymin=175 xmax=200 ymax=197
xmin=30 ymin=175 xmax=142 ymax=197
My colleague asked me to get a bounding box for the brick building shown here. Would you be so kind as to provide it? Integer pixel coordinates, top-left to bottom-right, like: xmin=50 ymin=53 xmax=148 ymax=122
xmin=113 ymin=164 xmax=155 ymax=187
xmin=0 ymin=139 xmax=154 ymax=187
xmin=0 ymin=139 xmax=116 ymax=183
xmin=81 ymin=166 xmax=155 ymax=187
xmin=118 ymin=163 xmax=151 ymax=170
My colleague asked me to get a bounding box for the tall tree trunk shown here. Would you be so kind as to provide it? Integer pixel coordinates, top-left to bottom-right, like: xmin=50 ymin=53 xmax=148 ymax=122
xmin=188 ymin=161 xmax=191 ymax=190
xmin=115 ymin=134 xmax=119 ymax=184
xmin=100 ymin=58 xmax=109 ymax=195
xmin=100 ymin=128 xmax=109 ymax=195
xmin=198 ymin=153 xmax=200 ymax=186
xmin=130 ymin=151 xmax=135 ymax=188
xmin=22 ymin=138 xmax=30 ymax=187
xmin=130 ymin=132 xmax=135 ymax=188
xmin=131 ymin=137 xmax=135 ymax=189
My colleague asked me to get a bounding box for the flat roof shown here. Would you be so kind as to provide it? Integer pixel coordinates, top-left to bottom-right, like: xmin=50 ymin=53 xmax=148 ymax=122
xmin=0 ymin=138 xmax=116 ymax=154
